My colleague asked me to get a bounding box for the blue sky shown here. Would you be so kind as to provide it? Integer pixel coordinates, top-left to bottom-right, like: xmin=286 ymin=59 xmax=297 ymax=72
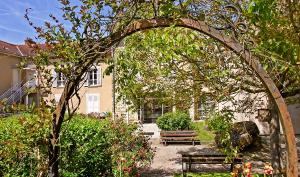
xmin=0 ymin=0 xmax=63 ymax=44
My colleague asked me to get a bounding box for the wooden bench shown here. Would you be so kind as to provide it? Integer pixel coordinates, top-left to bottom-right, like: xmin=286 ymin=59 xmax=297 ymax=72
xmin=160 ymin=130 xmax=200 ymax=146
xmin=142 ymin=131 xmax=154 ymax=137
xmin=181 ymin=153 xmax=243 ymax=177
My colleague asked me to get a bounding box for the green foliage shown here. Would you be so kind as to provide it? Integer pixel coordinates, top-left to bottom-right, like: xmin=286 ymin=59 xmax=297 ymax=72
xmin=156 ymin=111 xmax=191 ymax=131
xmin=206 ymin=111 xmax=234 ymax=134
xmin=206 ymin=111 xmax=238 ymax=160
xmin=246 ymin=0 xmax=300 ymax=98
xmin=190 ymin=121 xmax=214 ymax=142
xmin=0 ymin=114 xmax=153 ymax=177
xmin=108 ymin=119 xmax=153 ymax=177
xmin=59 ymin=116 xmax=111 ymax=176
xmin=0 ymin=113 xmax=50 ymax=177
xmin=109 ymin=27 xmax=235 ymax=111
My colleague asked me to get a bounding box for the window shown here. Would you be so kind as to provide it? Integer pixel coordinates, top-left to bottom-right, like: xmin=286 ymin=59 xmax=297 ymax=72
xmin=54 ymin=94 xmax=61 ymax=103
xmin=85 ymin=67 xmax=101 ymax=87
xmin=86 ymin=94 xmax=100 ymax=113
xmin=198 ymin=96 xmax=215 ymax=120
xmin=52 ymin=69 xmax=65 ymax=88
xmin=57 ymin=72 xmax=65 ymax=87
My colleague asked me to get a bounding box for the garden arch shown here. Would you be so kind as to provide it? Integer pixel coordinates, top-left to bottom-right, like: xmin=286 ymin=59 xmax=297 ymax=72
xmin=107 ymin=18 xmax=298 ymax=176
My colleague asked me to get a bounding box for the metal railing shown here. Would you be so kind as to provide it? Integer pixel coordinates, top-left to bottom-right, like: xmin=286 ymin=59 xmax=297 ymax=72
xmin=0 ymin=81 xmax=24 ymax=101
xmin=1 ymin=80 xmax=35 ymax=105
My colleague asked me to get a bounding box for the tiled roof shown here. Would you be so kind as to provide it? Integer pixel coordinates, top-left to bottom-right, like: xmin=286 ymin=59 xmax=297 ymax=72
xmin=0 ymin=40 xmax=33 ymax=57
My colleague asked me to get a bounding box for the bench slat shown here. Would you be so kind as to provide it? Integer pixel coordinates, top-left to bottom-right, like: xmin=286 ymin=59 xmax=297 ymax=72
xmin=161 ymin=134 xmax=197 ymax=137
xmin=161 ymin=130 xmax=196 ymax=134
xmin=182 ymin=154 xmax=242 ymax=158
xmin=162 ymin=137 xmax=198 ymax=140
xmin=160 ymin=130 xmax=200 ymax=146
xmin=182 ymin=153 xmax=243 ymax=177
xmin=182 ymin=158 xmax=243 ymax=163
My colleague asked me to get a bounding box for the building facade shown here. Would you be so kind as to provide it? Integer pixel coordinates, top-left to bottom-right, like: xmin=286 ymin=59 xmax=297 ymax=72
xmin=0 ymin=40 xmax=299 ymax=134
xmin=0 ymin=40 xmax=114 ymax=115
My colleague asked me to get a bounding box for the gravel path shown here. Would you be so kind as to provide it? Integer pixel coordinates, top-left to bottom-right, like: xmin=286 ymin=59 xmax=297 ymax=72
xmin=141 ymin=139 xmax=229 ymax=177
xmin=140 ymin=136 xmax=300 ymax=177
xmin=140 ymin=125 xmax=300 ymax=177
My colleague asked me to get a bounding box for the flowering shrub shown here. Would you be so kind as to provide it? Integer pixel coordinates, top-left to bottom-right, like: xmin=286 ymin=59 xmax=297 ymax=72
xmin=231 ymin=162 xmax=275 ymax=177
xmin=243 ymin=162 xmax=252 ymax=177
xmin=264 ymin=163 xmax=273 ymax=176
xmin=0 ymin=113 xmax=153 ymax=177
xmin=0 ymin=112 xmax=51 ymax=176
xmin=107 ymin=119 xmax=154 ymax=177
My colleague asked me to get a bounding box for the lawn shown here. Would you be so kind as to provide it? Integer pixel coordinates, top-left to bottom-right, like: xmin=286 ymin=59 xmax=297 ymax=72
xmin=191 ymin=121 xmax=215 ymax=142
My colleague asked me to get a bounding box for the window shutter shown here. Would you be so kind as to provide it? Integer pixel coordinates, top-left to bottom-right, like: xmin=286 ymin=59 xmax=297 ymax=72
xmin=52 ymin=69 xmax=57 ymax=88
xmin=96 ymin=66 xmax=101 ymax=85
xmin=84 ymin=72 xmax=89 ymax=87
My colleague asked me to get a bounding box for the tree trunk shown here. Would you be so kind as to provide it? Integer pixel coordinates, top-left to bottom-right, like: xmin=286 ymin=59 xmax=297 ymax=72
xmin=270 ymin=101 xmax=282 ymax=175
xmin=46 ymin=60 xmax=93 ymax=177
xmin=48 ymin=104 xmax=67 ymax=177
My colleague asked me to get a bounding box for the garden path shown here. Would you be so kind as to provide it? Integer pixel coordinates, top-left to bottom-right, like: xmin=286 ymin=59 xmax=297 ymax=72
xmin=141 ymin=134 xmax=300 ymax=177
xmin=140 ymin=138 xmax=228 ymax=177
xmin=141 ymin=124 xmax=300 ymax=177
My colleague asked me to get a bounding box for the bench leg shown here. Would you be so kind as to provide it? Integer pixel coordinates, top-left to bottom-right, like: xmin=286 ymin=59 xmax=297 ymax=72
xmin=230 ymin=163 xmax=234 ymax=172
xmin=182 ymin=162 xmax=187 ymax=177
xmin=183 ymin=171 xmax=187 ymax=177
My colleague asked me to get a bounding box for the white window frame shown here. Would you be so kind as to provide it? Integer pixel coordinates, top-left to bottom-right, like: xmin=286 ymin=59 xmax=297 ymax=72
xmin=84 ymin=66 xmax=101 ymax=87
xmin=52 ymin=69 xmax=57 ymax=87
xmin=198 ymin=96 xmax=215 ymax=120
xmin=57 ymin=72 xmax=66 ymax=87
xmin=86 ymin=94 xmax=100 ymax=113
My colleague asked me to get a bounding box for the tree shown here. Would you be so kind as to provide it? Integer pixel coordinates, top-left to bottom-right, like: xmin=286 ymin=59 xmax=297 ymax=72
xmin=246 ymin=0 xmax=300 ymax=99
xmin=110 ymin=27 xmax=266 ymax=118
xmin=246 ymin=0 xmax=300 ymax=174
xmin=23 ymin=0 xmax=298 ymax=176
xmin=25 ymin=1 xmax=155 ymax=176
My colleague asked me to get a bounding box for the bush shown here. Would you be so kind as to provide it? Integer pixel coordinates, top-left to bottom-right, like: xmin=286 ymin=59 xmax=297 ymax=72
xmin=156 ymin=111 xmax=191 ymax=130
xmin=108 ymin=119 xmax=153 ymax=177
xmin=206 ymin=111 xmax=238 ymax=160
xmin=0 ymin=113 xmax=153 ymax=177
xmin=59 ymin=116 xmax=112 ymax=176
xmin=0 ymin=113 xmax=50 ymax=177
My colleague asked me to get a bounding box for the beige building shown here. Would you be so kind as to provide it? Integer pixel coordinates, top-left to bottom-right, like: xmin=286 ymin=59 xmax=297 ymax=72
xmin=49 ymin=64 xmax=113 ymax=114
xmin=0 ymin=41 xmax=37 ymax=107
xmin=0 ymin=40 xmax=114 ymax=115
xmin=0 ymin=40 xmax=299 ymax=134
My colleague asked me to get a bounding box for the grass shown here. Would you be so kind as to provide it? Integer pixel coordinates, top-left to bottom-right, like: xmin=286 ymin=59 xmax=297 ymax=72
xmin=190 ymin=121 xmax=215 ymax=142
xmin=174 ymin=173 xmax=265 ymax=177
